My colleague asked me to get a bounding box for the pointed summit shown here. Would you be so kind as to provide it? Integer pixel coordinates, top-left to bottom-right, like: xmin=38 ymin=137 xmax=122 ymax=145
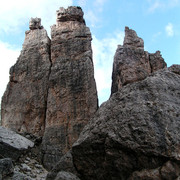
xmin=111 ymin=27 xmax=166 ymax=95
xmin=123 ymin=26 xmax=144 ymax=49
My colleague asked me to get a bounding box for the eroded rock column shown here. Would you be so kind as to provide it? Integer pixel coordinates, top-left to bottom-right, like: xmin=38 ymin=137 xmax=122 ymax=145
xmin=42 ymin=6 xmax=98 ymax=170
xmin=1 ymin=18 xmax=51 ymax=136
xmin=111 ymin=27 xmax=167 ymax=95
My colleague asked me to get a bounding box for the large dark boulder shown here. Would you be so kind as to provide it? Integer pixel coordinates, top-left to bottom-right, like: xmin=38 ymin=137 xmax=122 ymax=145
xmin=72 ymin=67 xmax=180 ymax=180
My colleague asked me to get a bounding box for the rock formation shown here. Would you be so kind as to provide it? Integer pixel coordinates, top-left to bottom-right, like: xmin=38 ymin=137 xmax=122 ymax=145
xmin=111 ymin=26 xmax=167 ymax=94
xmin=1 ymin=5 xmax=180 ymax=180
xmin=1 ymin=18 xmax=51 ymax=136
xmin=1 ymin=7 xmax=98 ymax=170
xmin=0 ymin=126 xmax=34 ymax=160
xmin=72 ymin=66 xmax=180 ymax=180
xmin=41 ymin=6 xmax=98 ymax=170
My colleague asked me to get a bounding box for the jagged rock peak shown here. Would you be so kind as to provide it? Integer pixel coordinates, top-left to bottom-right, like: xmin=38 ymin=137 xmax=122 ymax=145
xmin=111 ymin=26 xmax=167 ymax=95
xmin=29 ymin=17 xmax=43 ymax=30
xmin=123 ymin=26 xmax=144 ymax=49
xmin=56 ymin=6 xmax=85 ymax=24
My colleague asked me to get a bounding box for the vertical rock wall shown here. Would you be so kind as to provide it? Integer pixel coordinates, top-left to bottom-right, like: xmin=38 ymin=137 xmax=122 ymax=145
xmin=41 ymin=7 xmax=98 ymax=170
xmin=111 ymin=27 xmax=167 ymax=95
xmin=1 ymin=18 xmax=51 ymax=136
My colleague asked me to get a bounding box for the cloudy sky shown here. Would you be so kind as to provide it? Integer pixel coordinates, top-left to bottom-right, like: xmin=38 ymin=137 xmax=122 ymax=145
xmin=0 ymin=0 xmax=180 ymax=105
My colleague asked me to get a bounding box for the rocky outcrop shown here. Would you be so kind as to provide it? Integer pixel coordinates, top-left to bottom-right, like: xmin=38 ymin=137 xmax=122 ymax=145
xmin=41 ymin=6 xmax=98 ymax=170
xmin=111 ymin=27 xmax=167 ymax=95
xmin=1 ymin=18 xmax=51 ymax=136
xmin=168 ymin=64 xmax=180 ymax=75
xmin=72 ymin=66 xmax=180 ymax=180
xmin=0 ymin=126 xmax=34 ymax=160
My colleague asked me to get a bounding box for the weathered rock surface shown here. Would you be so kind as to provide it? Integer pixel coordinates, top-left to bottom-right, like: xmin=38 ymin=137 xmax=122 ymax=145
xmin=111 ymin=27 xmax=167 ymax=95
xmin=41 ymin=6 xmax=98 ymax=170
xmin=1 ymin=18 xmax=51 ymax=136
xmin=0 ymin=158 xmax=14 ymax=179
xmin=168 ymin=64 xmax=180 ymax=75
xmin=72 ymin=67 xmax=180 ymax=180
xmin=0 ymin=126 xmax=34 ymax=160
xmin=29 ymin=17 xmax=43 ymax=30
xmin=46 ymin=151 xmax=79 ymax=180
xmin=128 ymin=161 xmax=180 ymax=180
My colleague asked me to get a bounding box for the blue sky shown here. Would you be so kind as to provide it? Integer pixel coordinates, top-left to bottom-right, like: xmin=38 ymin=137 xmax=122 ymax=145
xmin=0 ymin=0 xmax=180 ymax=105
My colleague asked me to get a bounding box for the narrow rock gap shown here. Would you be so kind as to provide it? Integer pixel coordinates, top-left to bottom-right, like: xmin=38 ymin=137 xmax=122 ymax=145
xmin=43 ymin=40 xmax=52 ymax=134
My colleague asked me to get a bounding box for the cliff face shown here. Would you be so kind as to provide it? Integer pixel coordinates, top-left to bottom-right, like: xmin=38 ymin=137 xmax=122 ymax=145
xmin=111 ymin=27 xmax=167 ymax=95
xmin=1 ymin=18 xmax=51 ymax=136
xmin=41 ymin=6 xmax=98 ymax=170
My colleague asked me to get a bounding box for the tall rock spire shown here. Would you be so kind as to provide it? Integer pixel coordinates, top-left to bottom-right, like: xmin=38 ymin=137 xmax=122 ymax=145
xmin=111 ymin=27 xmax=167 ymax=95
xmin=1 ymin=18 xmax=51 ymax=136
xmin=41 ymin=6 xmax=98 ymax=170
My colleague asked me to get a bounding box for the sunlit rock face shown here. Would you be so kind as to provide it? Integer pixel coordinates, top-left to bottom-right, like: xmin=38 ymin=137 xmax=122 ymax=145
xmin=111 ymin=27 xmax=167 ymax=95
xmin=41 ymin=6 xmax=98 ymax=170
xmin=1 ymin=18 xmax=51 ymax=136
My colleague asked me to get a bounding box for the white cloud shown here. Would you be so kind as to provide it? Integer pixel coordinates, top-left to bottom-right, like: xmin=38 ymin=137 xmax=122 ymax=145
xmin=92 ymin=31 xmax=124 ymax=104
xmin=165 ymin=23 xmax=174 ymax=37
xmin=85 ymin=10 xmax=100 ymax=28
xmin=0 ymin=0 xmax=73 ymax=35
xmin=78 ymin=0 xmax=86 ymax=7
xmin=147 ymin=0 xmax=179 ymax=12
xmin=0 ymin=42 xmax=20 ymax=100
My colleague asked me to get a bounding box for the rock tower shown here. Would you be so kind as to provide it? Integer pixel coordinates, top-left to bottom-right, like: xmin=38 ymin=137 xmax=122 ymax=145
xmin=1 ymin=18 xmax=51 ymax=136
xmin=111 ymin=27 xmax=167 ymax=94
xmin=41 ymin=7 xmax=98 ymax=169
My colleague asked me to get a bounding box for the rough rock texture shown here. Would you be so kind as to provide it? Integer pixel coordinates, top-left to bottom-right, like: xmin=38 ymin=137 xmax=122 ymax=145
xmin=29 ymin=17 xmax=43 ymax=30
xmin=46 ymin=151 xmax=79 ymax=180
xmin=72 ymin=67 xmax=180 ymax=180
xmin=111 ymin=27 xmax=167 ymax=95
xmin=41 ymin=6 xmax=98 ymax=170
xmin=0 ymin=126 xmax=34 ymax=160
xmin=128 ymin=161 xmax=180 ymax=180
xmin=54 ymin=171 xmax=80 ymax=180
xmin=168 ymin=64 xmax=180 ymax=75
xmin=0 ymin=158 xmax=14 ymax=179
xmin=1 ymin=18 xmax=51 ymax=136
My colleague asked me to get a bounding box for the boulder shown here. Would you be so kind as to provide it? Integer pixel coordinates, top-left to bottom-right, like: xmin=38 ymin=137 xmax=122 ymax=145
xmin=0 ymin=126 xmax=34 ymax=160
xmin=111 ymin=27 xmax=167 ymax=95
xmin=1 ymin=18 xmax=51 ymax=136
xmin=41 ymin=6 xmax=98 ymax=170
xmin=72 ymin=67 xmax=180 ymax=180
